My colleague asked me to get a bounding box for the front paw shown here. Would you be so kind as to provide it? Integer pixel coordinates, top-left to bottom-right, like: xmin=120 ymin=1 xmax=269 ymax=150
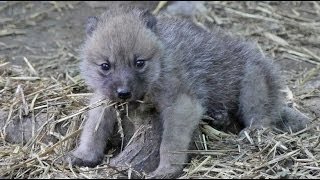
xmin=64 ymin=149 xmax=104 ymax=168
xmin=146 ymin=166 xmax=181 ymax=179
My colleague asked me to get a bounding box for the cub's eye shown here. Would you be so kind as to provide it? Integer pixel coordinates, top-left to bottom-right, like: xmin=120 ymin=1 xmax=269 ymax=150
xmin=100 ymin=63 xmax=110 ymax=71
xmin=134 ymin=59 xmax=146 ymax=69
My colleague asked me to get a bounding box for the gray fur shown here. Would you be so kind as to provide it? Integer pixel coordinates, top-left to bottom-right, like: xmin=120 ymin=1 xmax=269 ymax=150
xmin=69 ymin=7 xmax=310 ymax=178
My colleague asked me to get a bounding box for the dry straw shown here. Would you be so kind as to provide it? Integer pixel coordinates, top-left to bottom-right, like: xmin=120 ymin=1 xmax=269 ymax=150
xmin=0 ymin=1 xmax=320 ymax=179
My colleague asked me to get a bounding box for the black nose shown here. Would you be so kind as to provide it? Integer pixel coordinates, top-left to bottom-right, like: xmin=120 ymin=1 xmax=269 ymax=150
xmin=117 ymin=88 xmax=132 ymax=100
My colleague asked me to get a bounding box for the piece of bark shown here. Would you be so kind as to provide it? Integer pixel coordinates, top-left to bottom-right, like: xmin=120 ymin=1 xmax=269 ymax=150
xmin=0 ymin=109 xmax=72 ymax=145
xmin=109 ymin=108 xmax=162 ymax=176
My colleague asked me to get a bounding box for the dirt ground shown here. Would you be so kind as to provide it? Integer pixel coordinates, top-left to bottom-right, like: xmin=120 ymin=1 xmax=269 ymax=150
xmin=0 ymin=1 xmax=320 ymax=179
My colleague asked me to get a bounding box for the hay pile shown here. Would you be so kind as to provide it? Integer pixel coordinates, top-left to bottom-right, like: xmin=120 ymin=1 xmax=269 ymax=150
xmin=1 ymin=1 xmax=320 ymax=179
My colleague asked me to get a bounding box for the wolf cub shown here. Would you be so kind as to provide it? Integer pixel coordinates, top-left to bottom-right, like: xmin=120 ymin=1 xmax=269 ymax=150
xmin=68 ymin=7 xmax=309 ymax=178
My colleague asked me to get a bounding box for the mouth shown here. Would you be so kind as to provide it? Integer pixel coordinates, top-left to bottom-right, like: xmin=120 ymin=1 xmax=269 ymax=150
xmin=112 ymin=94 xmax=146 ymax=106
xmin=111 ymin=95 xmax=151 ymax=113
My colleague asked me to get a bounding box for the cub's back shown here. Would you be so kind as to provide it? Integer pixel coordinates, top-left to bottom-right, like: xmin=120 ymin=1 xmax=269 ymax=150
xmin=156 ymin=16 xmax=266 ymax=108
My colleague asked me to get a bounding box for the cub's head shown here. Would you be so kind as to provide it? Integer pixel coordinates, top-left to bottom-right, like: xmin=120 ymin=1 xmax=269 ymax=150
xmin=80 ymin=7 xmax=163 ymax=102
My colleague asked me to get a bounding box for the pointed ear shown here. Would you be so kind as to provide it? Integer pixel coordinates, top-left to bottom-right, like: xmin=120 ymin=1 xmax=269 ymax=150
xmin=140 ymin=10 xmax=157 ymax=32
xmin=86 ymin=16 xmax=99 ymax=36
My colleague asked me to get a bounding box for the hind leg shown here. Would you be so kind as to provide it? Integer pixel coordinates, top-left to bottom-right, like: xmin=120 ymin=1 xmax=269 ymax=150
xmin=239 ymin=60 xmax=283 ymax=129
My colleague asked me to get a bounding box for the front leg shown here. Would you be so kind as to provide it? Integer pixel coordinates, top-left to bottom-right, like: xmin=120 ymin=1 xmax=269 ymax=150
xmin=68 ymin=93 xmax=116 ymax=167
xmin=149 ymin=94 xmax=204 ymax=178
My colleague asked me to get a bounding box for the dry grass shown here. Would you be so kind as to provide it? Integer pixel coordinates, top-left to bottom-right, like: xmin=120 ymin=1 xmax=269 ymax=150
xmin=0 ymin=1 xmax=320 ymax=179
